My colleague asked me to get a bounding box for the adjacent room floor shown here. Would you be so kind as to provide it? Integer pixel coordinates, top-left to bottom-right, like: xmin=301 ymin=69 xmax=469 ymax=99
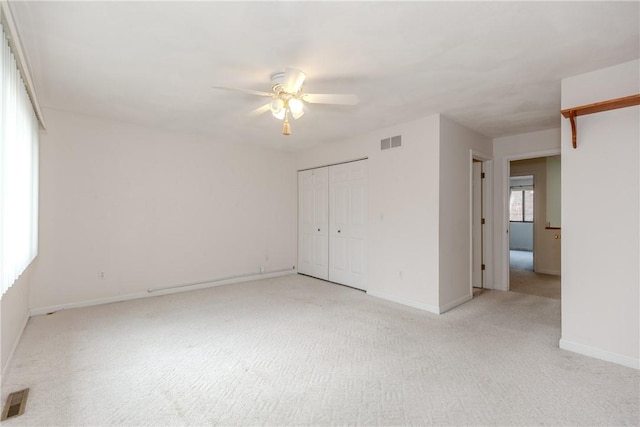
xmin=509 ymin=249 xmax=534 ymax=271
xmin=509 ymin=250 xmax=561 ymax=300
xmin=2 ymin=275 xmax=637 ymax=426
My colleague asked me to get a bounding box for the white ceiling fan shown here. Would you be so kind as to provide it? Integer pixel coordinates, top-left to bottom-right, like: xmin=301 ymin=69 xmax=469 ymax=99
xmin=212 ymin=67 xmax=358 ymax=136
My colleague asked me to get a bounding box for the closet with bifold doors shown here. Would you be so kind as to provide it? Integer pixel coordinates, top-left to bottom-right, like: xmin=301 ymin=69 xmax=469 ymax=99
xmin=297 ymin=159 xmax=368 ymax=290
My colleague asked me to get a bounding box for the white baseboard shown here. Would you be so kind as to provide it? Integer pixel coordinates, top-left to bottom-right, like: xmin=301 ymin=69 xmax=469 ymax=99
xmin=366 ymin=290 xmax=440 ymax=314
xmin=148 ymin=269 xmax=296 ymax=296
xmin=439 ymin=293 xmax=473 ymax=314
xmin=1 ymin=311 xmax=30 ymax=378
xmin=559 ymin=338 xmax=639 ymax=370
xmin=30 ymin=291 xmax=150 ymax=316
xmin=30 ymin=269 xmax=296 ymax=317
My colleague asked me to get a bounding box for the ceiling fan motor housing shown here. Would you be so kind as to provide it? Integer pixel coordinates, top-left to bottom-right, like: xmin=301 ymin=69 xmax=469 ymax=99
xmin=270 ymin=72 xmax=285 ymax=89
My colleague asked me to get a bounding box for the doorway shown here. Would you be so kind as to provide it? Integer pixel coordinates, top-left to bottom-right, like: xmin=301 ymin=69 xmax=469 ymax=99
xmin=507 ymin=156 xmax=561 ymax=299
xmin=509 ymin=174 xmax=534 ymax=271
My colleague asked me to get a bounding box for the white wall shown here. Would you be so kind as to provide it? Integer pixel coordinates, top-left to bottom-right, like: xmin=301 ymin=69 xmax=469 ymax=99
xmin=1 ymin=262 xmax=32 ymax=377
xmin=30 ymin=108 xmax=297 ymax=311
xmin=492 ymin=128 xmax=561 ymax=289
xmin=509 ymin=222 xmax=533 ymax=251
xmin=560 ymin=59 xmax=639 ymax=369
xmin=296 ymin=115 xmax=442 ymax=312
xmin=546 ymin=156 xmax=561 ymax=227
xmin=438 ymin=116 xmax=492 ymax=309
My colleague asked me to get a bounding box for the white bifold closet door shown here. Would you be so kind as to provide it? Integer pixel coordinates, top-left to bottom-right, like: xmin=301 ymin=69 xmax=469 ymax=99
xmin=298 ymin=167 xmax=329 ymax=280
xmin=298 ymin=159 xmax=367 ymax=290
xmin=328 ymin=161 xmax=367 ymax=289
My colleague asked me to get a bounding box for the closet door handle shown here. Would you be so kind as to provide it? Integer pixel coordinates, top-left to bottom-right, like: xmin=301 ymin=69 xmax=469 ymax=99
xmin=338 ymin=230 xmax=341 ymax=233
xmin=317 ymin=228 xmax=320 ymax=232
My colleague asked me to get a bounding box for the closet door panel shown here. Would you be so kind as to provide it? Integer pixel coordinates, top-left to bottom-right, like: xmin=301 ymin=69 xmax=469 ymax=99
xmin=350 ymin=240 xmax=365 ymax=274
xmin=331 ymin=235 xmax=348 ymax=272
xmin=329 ymin=160 xmax=368 ymax=289
xmin=313 ymin=234 xmax=328 ymax=270
xmin=297 ymin=167 xmax=329 ymax=280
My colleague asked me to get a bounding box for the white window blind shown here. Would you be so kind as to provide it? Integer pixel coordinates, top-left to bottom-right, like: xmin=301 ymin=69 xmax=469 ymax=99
xmin=0 ymin=22 xmax=39 ymax=296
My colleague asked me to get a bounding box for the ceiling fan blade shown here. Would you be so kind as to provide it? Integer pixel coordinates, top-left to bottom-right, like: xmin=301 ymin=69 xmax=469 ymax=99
xmin=302 ymin=93 xmax=359 ymax=105
xmin=282 ymin=67 xmax=306 ymax=94
xmin=249 ymin=102 xmax=272 ymax=117
xmin=212 ymin=86 xmax=274 ymax=97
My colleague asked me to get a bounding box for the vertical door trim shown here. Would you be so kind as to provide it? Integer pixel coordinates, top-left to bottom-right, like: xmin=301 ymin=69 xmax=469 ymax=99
xmin=470 ymin=149 xmax=494 ymax=294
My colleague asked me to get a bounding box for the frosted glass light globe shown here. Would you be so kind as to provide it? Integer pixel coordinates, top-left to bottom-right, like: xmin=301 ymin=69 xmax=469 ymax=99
xmin=288 ymin=98 xmax=303 ymax=115
xmin=270 ymin=99 xmax=284 ymax=116
xmin=273 ymin=109 xmax=286 ymax=120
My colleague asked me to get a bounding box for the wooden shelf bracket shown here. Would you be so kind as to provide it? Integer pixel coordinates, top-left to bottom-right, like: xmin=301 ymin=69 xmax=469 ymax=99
xmin=560 ymin=94 xmax=640 ymax=149
xmin=567 ymin=110 xmax=577 ymax=148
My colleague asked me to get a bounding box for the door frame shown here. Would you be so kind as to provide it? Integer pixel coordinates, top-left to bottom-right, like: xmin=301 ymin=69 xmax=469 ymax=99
xmin=501 ymin=149 xmax=560 ymax=290
xmin=469 ymin=149 xmax=493 ymax=294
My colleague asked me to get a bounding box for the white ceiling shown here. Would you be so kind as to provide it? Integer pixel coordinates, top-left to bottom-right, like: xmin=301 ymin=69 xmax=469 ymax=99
xmin=10 ymin=1 xmax=639 ymax=151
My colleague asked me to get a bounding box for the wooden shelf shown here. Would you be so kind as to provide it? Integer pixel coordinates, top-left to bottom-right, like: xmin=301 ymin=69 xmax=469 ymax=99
xmin=560 ymin=94 xmax=640 ymax=148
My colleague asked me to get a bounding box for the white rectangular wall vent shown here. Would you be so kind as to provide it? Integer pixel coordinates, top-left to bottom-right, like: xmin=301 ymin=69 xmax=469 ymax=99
xmin=381 ymin=135 xmax=402 ymax=150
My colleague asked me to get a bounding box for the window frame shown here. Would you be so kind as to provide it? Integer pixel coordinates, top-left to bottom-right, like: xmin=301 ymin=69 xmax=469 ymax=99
xmin=509 ymin=188 xmax=534 ymax=223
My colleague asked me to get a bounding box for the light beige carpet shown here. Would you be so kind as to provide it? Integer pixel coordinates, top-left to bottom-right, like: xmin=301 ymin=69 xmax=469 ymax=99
xmin=510 ymin=269 xmax=561 ymax=300
xmin=1 ymin=275 xmax=638 ymax=426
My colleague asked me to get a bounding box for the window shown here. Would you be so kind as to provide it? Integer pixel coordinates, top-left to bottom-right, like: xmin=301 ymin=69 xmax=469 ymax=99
xmin=1 ymin=22 xmax=39 ymax=296
xmin=510 ymin=188 xmax=534 ymax=222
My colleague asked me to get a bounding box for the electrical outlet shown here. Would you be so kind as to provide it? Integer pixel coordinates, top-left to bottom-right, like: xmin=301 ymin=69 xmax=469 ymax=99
xmin=260 ymin=266 xmax=265 ymax=274
xmin=99 ymin=272 xmax=105 ymax=279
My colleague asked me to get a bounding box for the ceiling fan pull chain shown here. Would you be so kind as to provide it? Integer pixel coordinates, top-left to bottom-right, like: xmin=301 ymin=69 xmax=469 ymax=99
xmin=282 ymin=110 xmax=291 ymax=135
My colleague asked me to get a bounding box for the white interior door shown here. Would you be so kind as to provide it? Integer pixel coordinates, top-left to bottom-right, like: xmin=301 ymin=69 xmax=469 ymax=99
xmin=298 ymin=167 xmax=329 ymax=280
xmin=472 ymin=161 xmax=484 ymax=288
xmin=329 ymin=160 xmax=367 ymax=290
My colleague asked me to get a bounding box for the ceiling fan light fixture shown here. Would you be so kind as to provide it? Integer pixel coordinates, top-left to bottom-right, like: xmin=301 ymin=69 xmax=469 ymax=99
xmin=212 ymin=67 xmax=358 ymax=136
xmin=273 ymin=109 xmax=286 ymax=120
xmin=270 ymin=98 xmax=284 ymax=116
xmin=288 ymin=98 xmax=303 ymax=115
